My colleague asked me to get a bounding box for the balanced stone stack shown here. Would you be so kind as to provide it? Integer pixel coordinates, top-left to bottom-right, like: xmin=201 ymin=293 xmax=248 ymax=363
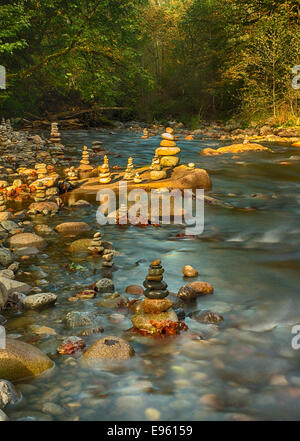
xmin=0 ymin=120 xmax=8 ymax=146
xmin=155 ymin=127 xmax=181 ymax=168
xmin=34 ymin=181 xmax=47 ymax=202
xmin=134 ymin=172 xmax=142 ymax=183
xmin=35 ymin=163 xmax=48 ymax=179
xmin=102 ymin=249 xmax=114 ymax=268
xmin=150 ymin=154 xmax=161 ymax=171
xmin=0 ymin=194 xmax=6 ymax=212
xmin=141 ymin=128 xmax=149 ymax=139
xmin=123 ymin=157 xmax=134 ymax=181
xmin=98 ymin=155 xmax=111 ymax=184
xmin=66 ymin=166 xmax=78 ymax=183
xmin=49 ymin=122 xmax=61 ymax=144
xmin=78 ymin=146 xmax=93 ymax=178
xmin=88 ymin=232 xmax=104 ymax=254
xmin=131 ymin=260 xmax=179 ymax=333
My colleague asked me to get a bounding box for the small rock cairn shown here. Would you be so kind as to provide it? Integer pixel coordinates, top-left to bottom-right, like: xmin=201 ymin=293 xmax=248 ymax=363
xmin=131 ymin=260 xmax=187 ymax=336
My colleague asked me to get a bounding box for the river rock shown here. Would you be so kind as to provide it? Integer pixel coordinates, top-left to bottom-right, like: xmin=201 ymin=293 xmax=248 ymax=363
xmin=0 ymin=213 xmax=11 ymax=222
xmin=1 ymin=220 xmax=19 ymax=232
xmin=0 ymin=282 xmax=7 ymax=310
xmin=55 ymin=222 xmax=91 ymax=235
xmin=29 ymin=202 xmax=59 ymax=213
xmin=0 ymin=380 xmax=20 ymax=408
xmin=0 ymin=247 xmax=14 ymax=267
xmin=0 ymin=409 xmax=8 ymax=421
xmin=23 ymin=292 xmax=57 ymax=310
xmin=131 ymin=309 xmax=178 ymax=331
xmin=34 ymin=225 xmax=56 ymax=236
xmin=0 ymin=276 xmax=31 ymax=295
xmin=9 ymin=233 xmax=47 ymax=250
xmin=182 ymin=265 xmax=198 ymax=277
xmin=125 ymin=285 xmax=143 ymax=295
xmin=68 ymin=238 xmax=93 ymax=253
xmin=155 ymin=147 xmax=181 ymax=156
xmin=82 ymin=336 xmax=134 ymax=361
xmin=150 ymin=170 xmax=167 ymax=181
xmin=191 ymin=310 xmax=224 ymax=324
xmin=42 ymin=402 xmax=64 ymax=416
xmin=188 ymin=281 xmax=214 ymax=295
xmin=160 ymin=156 xmax=179 ymax=167
xmin=143 ymin=298 xmax=173 ymax=313
xmin=65 ymin=311 xmax=97 ymax=328
xmin=0 ymin=338 xmax=54 ymax=381
xmin=95 ymin=278 xmax=115 ymax=293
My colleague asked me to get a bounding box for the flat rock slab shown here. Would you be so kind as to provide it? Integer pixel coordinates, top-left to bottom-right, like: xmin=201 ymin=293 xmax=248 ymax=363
xmin=67 ymin=165 xmax=212 ymax=200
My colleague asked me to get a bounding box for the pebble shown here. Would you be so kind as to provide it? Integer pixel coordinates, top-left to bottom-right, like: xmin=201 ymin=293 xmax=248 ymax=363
xmin=182 ymin=265 xmax=198 ymax=277
xmin=145 ymin=408 xmax=161 ymax=421
xmin=42 ymin=402 xmax=64 ymax=416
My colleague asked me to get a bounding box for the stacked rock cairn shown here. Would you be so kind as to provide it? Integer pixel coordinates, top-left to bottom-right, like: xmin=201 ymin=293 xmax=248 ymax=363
xmin=78 ymin=146 xmax=93 ymax=178
xmin=49 ymin=122 xmax=61 ymax=144
xmin=66 ymin=166 xmax=79 ymax=183
xmin=88 ymin=232 xmax=114 ymax=268
xmin=156 ymin=127 xmax=181 ymax=168
xmin=123 ymin=157 xmax=134 ymax=181
xmin=134 ymin=172 xmax=142 ymax=183
xmin=0 ymin=119 xmax=8 ymax=146
xmin=34 ymin=181 xmax=47 ymax=202
xmin=141 ymin=128 xmax=149 ymax=139
xmin=35 ymin=163 xmax=48 ymax=179
xmin=98 ymin=155 xmax=111 ymax=184
xmin=131 ymin=260 xmax=185 ymax=336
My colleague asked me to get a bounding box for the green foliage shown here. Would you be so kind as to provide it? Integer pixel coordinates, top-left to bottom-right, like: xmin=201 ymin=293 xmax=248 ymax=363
xmin=0 ymin=0 xmax=299 ymax=125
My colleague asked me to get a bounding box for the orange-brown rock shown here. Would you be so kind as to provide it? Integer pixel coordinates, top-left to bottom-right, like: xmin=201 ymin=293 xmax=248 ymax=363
xmin=201 ymin=144 xmax=271 ymax=156
xmin=146 ymin=275 xmax=163 ymax=282
xmin=125 ymin=285 xmax=144 ymax=295
xmin=182 ymin=265 xmax=198 ymax=278
xmin=155 ymin=147 xmax=181 ymax=156
xmin=151 ymin=259 xmax=161 ymax=266
xmin=166 ymin=127 xmax=174 ymax=134
xmin=292 ymin=142 xmax=300 ymax=147
xmin=201 ymin=148 xmax=221 ymax=156
xmin=188 ymin=281 xmax=214 ymax=295
xmin=160 ymin=140 xmax=177 ymax=147
xmin=143 ymin=298 xmax=173 ymax=313
xmin=55 ymin=222 xmax=91 ymax=235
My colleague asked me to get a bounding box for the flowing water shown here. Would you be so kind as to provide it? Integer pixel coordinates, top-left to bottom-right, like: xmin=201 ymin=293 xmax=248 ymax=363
xmin=5 ymin=129 xmax=300 ymax=421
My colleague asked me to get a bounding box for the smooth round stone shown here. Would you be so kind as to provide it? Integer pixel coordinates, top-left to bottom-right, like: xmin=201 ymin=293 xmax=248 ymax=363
xmin=160 ymin=156 xmax=179 ymax=167
xmin=148 ymin=268 xmax=164 ymax=276
xmin=143 ymin=298 xmax=173 ymax=313
xmin=182 ymin=265 xmax=198 ymax=278
xmin=143 ymin=280 xmax=167 ymax=291
xmin=161 ymin=133 xmax=175 ymax=141
xmin=144 ymin=289 xmax=169 ymax=299
xmin=82 ymin=336 xmax=134 ymax=361
xmin=151 ymin=259 xmax=161 ymax=266
xmin=155 ymin=147 xmax=181 ymax=156
xmin=146 ymin=275 xmax=163 ymax=282
xmin=150 ymin=170 xmax=167 ymax=181
xmin=55 ymin=222 xmax=91 ymax=235
xmin=0 ymin=338 xmax=54 ymax=381
xmin=9 ymin=233 xmax=47 ymax=250
xmin=160 ymin=140 xmax=176 ymax=147
xmin=132 ymin=309 xmax=178 ymax=331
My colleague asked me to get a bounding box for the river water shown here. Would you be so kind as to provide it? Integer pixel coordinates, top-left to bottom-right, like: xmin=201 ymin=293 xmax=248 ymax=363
xmin=5 ymin=129 xmax=300 ymax=421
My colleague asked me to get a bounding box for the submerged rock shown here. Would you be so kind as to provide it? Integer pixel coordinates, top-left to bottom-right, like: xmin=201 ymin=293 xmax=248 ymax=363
xmin=82 ymin=336 xmax=135 ymax=361
xmin=178 ymin=281 xmax=214 ymax=302
xmin=0 ymin=247 xmax=14 ymax=267
xmin=190 ymin=310 xmax=224 ymax=324
xmin=0 ymin=380 xmax=20 ymax=409
xmin=0 ymin=338 xmax=54 ymax=381
xmin=23 ymin=292 xmax=57 ymax=310
xmin=182 ymin=265 xmax=198 ymax=278
xmin=95 ymin=278 xmax=115 ymax=293
xmin=55 ymin=222 xmax=91 ymax=235
xmin=0 ymin=409 xmax=8 ymax=421
xmin=65 ymin=311 xmax=98 ymax=329
xmin=9 ymin=233 xmax=47 ymax=250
